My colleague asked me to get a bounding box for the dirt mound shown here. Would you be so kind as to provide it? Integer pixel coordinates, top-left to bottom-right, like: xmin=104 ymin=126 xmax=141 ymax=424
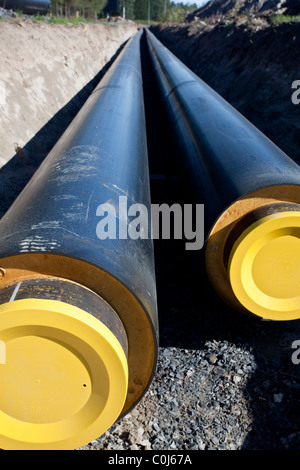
xmin=284 ymin=0 xmax=300 ymax=15
xmin=186 ymin=0 xmax=300 ymax=22
xmin=150 ymin=20 xmax=300 ymax=164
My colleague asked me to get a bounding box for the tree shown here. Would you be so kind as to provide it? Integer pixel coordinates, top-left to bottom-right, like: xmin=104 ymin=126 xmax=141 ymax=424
xmin=118 ymin=0 xmax=135 ymax=19
xmin=134 ymin=0 xmax=147 ymax=20
xmin=133 ymin=0 xmax=197 ymax=23
xmin=105 ymin=0 xmax=119 ymax=15
xmin=52 ymin=0 xmax=108 ymax=18
xmin=165 ymin=1 xmax=198 ymax=22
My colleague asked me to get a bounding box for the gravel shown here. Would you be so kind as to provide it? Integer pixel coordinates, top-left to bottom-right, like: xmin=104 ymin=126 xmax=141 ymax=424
xmin=79 ymin=336 xmax=300 ymax=451
xmin=0 ymin=7 xmax=13 ymax=18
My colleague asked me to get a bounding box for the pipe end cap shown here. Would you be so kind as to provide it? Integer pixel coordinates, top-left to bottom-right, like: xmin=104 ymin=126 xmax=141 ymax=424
xmin=228 ymin=211 xmax=300 ymax=321
xmin=0 ymin=298 xmax=128 ymax=449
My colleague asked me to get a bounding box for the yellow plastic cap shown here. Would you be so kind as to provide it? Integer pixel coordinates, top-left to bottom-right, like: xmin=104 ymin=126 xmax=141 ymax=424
xmin=0 ymin=298 xmax=128 ymax=450
xmin=228 ymin=211 xmax=300 ymax=321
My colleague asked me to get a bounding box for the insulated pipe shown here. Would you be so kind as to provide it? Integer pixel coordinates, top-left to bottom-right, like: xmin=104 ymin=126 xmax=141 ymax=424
xmin=0 ymin=0 xmax=51 ymax=14
xmin=0 ymin=30 xmax=158 ymax=449
xmin=146 ymin=29 xmax=300 ymax=322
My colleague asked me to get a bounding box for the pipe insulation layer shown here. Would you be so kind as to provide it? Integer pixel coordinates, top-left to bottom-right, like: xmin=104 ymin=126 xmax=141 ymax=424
xmin=0 ymin=30 xmax=158 ymax=450
xmin=0 ymin=0 xmax=51 ymax=14
xmin=146 ymin=29 xmax=300 ymax=322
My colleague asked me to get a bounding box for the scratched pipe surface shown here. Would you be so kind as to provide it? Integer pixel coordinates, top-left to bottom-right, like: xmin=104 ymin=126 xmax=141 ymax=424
xmin=0 ymin=30 xmax=158 ymax=416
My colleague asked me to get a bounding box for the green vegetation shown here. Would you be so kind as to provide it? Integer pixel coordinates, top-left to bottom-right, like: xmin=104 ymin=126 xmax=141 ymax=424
xmin=51 ymin=0 xmax=108 ymax=19
xmin=15 ymin=9 xmax=25 ymax=16
xmin=1 ymin=0 xmax=197 ymax=23
xmin=48 ymin=14 xmax=89 ymax=23
xmin=134 ymin=0 xmax=198 ymax=23
xmin=47 ymin=0 xmax=197 ymax=22
xmin=268 ymin=14 xmax=300 ymax=24
xmin=164 ymin=1 xmax=197 ymax=23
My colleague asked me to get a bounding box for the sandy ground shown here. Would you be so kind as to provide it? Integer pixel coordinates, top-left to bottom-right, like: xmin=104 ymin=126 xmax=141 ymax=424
xmin=0 ymin=18 xmax=138 ymax=167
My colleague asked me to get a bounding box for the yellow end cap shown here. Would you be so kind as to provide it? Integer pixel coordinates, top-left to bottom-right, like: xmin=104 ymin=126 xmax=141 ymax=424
xmin=0 ymin=298 xmax=128 ymax=450
xmin=228 ymin=211 xmax=300 ymax=321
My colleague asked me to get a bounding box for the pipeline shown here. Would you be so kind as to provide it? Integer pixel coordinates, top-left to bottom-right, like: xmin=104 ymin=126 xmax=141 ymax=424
xmin=0 ymin=0 xmax=51 ymax=14
xmin=0 ymin=30 xmax=158 ymax=450
xmin=146 ymin=29 xmax=300 ymax=322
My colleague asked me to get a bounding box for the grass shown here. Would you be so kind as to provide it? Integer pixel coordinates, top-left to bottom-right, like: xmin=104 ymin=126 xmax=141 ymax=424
xmin=134 ymin=19 xmax=160 ymax=25
xmin=0 ymin=12 xmax=118 ymax=25
xmin=1 ymin=10 xmax=93 ymax=24
xmin=47 ymin=15 xmax=89 ymax=24
xmin=269 ymin=14 xmax=300 ymax=24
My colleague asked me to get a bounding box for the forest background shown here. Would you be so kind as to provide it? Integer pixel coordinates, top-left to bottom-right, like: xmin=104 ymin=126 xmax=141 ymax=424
xmin=51 ymin=0 xmax=199 ymax=23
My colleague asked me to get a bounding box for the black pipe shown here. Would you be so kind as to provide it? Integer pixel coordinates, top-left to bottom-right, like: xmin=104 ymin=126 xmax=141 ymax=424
xmin=146 ymin=29 xmax=300 ymax=322
xmin=0 ymin=30 xmax=158 ymax=450
xmin=0 ymin=0 xmax=51 ymax=14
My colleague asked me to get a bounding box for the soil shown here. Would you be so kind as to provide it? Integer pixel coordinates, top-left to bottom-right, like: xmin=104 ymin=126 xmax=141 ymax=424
xmin=186 ymin=0 xmax=300 ymax=22
xmin=0 ymin=16 xmax=138 ymax=168
xmin=150 ymin=18 xmax=300 ymax=165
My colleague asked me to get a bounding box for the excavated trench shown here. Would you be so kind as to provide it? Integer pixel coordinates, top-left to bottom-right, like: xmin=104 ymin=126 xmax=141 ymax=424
xmin=150 ymin=21 xmax=300 ymax=165
xmin=0 ymin=21 xmax=300 ymax=449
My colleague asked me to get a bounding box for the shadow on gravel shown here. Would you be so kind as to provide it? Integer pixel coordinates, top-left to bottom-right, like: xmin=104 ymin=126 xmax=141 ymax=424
xmin=0 ymin=39 xmax=129 ymax=220
xmin=141 ymin=30 xmax=300 ymax=450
